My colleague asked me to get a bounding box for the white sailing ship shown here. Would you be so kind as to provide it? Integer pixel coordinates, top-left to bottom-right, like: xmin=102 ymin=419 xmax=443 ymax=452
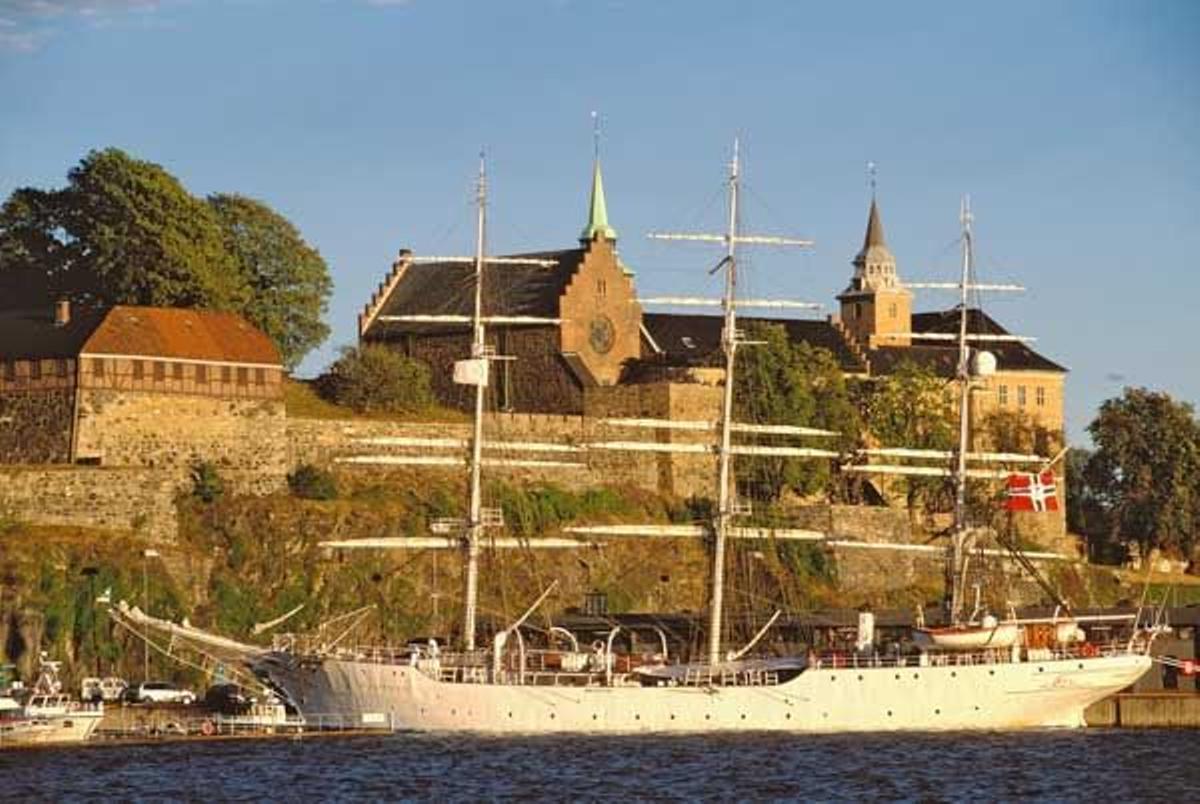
xmin=112 ymin=145 xmax=1151 ymax=733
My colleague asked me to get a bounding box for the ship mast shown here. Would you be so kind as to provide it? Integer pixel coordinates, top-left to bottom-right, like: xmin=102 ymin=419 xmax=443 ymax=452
xmin=649 ymin=140 xmax=813 ymax=666
xmin=709 ymin=140 xmax=741 ymax=668
xmin=949 ymin=197 xmax=974 ymax=626
xmin=462 ymin=153 xmax=488 ymax=651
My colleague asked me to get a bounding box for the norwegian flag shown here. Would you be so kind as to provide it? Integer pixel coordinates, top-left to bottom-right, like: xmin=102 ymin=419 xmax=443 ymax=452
xmin=1005 ymin=470 xmax=1059 ymax=512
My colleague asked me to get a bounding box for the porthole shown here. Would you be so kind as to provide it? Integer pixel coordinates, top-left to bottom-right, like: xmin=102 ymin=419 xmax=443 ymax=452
xmin=935 ymin=708 xmax=941 ymax=715
xmin=785 ymin=713 xmax=792 ymax=720
xmin=634 ymin=714 xmax=640 ymax=721
xmin=1038 ymin=667 xmax=1045 ymax=673
xmin=894 ymin=673 xmax=901 ymax=680
xmin=1078 ymin=663 xmax=1084 ymax=669
xmin=592 ymin=714 xmax=598 ymax=721
xmin=989 ymin=670 xmax=995 ymax=676
xmin=912 ymin=673 xmax=919 ymax=679
xmin=887 ymin=710 xmax=893 ymax=717
xmin=508 ymin=712 xmax=513 ymax=718
xmin=830 ymin=676 xmax=837 ymax=682
xmin=857 ymin=675 xmax=864 ymax=681
xmin=740 ymin=714 xmax=746 ymax=720
xmin=705 ymin=714 xmax=711 ymax=721
xmin=669 ymin=714 xmax=676 ymax=720
xmin=950 ymin=671 xmax=957 ymax=678
xmin=550 ymin=713 xmax=556 ymax=719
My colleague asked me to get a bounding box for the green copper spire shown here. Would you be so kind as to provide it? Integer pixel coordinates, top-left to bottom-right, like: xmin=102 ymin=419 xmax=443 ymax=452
xmin=580 ymin=159 xmax=618 ymax=242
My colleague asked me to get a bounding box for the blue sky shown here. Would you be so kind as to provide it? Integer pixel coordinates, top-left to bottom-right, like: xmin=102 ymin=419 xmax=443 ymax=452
xmin=1 ymin=0 xmax=1197 ymax=444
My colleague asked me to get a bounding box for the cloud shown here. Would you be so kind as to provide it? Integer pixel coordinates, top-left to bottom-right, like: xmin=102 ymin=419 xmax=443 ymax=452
xmin=0 ymin=0 xmax=161 ymax=52
xmin=0 ymin=1 xmax=159 ymax=14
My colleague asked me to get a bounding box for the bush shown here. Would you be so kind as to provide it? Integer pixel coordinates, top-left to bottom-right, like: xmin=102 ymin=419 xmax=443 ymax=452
xmin=191 ymin=461 xmax=224 ymax=503
xmin=317 ymin=345 xmax=433 ymax=413
xmin=288 ymin=464 xmax=338 ymax=500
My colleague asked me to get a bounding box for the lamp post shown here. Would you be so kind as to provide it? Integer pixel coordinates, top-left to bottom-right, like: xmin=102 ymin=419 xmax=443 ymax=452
xmin=141 ymin=549 xmax=159 ymax=683
xmin=81 ymin=566 xmax=100 ymax=676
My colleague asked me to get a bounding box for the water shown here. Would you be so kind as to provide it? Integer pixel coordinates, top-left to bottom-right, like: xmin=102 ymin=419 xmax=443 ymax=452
xmin=2 ymin=730 xmax=1198 ymax=802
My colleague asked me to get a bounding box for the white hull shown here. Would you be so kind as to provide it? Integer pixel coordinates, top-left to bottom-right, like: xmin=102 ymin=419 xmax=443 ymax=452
xmin=0 ymin=711 xmax=103 ymax=747
xmin=263 ymin=652 xmax=1149 ymax=733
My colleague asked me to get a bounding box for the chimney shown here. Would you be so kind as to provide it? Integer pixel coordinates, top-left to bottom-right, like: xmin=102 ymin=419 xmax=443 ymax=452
xmin=54 ymin=299 xmax=70 ymax=327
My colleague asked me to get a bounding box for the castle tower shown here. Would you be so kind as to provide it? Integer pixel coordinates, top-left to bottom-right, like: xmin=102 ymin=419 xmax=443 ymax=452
xmin=837 ymin=197 xmax=912 ymax=347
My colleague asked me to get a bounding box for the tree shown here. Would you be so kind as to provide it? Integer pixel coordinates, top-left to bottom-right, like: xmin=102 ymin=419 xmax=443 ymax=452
xmin=863 ymin=360 xmax=956 ymax=511
xmin=318 ymin=345 xmax=433 ymax=413
xmin=1085 ymin=387 xmax=1200 ymax=559
xmin=1064 ymin=447 xmax=1116 ymax=562
xmin=208 ymin=194 xmax=331 ymax=369
xmin=0 ymin=148 xmax=333 ymax=367
xmin=733 ymin=322 xmax=862 ymax=500
xmin=981 ymin=408 xmax=1062 ymax=458
xmin=0 ymin=148 xmax=247 ymax=309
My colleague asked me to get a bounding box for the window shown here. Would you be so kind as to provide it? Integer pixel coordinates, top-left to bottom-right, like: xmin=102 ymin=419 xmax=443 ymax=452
xmin=55 ymin=359 xmax=68 ymax=378
xmin=2 ymin=361 xmax=14 ymax=382
xmin=153 ymin=361 xmax=165 ymax=381
xmin=173 ymin=363 xmax=183 ymax=381
xmin=596 ymin=279 xmax=607 ymax=298
xmin=195 ymin=364 xmax=208 ymax=384
xmin=132 ymin=360 xmax=144 ymax=381
xmin=854 ymin=302 xmax=863 ymax=320
xmin=221 ymin=366 xmax=231 ymax=384
xmin=1018 ymin=386 xmax=1027 ymax=407
xmin=236 ymin=367 xmax=248 ymax=386
xmin=998 ymin=385 xmax=1008 ymax=406
xmin=888 ymin=303 xmax=897 ymax=319
xmin=92 ymin=358 xmax=105 ymax=377
xmin=255 ymin=368 xmax=265 ymax=386
xmin=30 ymin=360 xmax=42 ymax=380
xmin=1036 ymin=387 xmax=1046 ymax=407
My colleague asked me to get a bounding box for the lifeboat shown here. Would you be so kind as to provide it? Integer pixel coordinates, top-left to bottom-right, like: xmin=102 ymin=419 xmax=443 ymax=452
xmin=912 ymin=616 xmax=1020 ymax=651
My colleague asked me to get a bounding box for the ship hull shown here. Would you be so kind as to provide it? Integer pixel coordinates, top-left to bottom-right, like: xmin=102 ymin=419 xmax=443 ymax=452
xmin=0 ymin=712 xmax=103 ymax=747
xmin=262 ymin=653 xmax=1150 ymax=733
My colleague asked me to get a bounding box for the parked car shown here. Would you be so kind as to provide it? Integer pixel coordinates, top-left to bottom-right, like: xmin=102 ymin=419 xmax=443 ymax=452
xmin=81 ymin=676 xmax=128 ymax=703
xmin=131 ymin=681 xmax=195 ymax=705
xmin=203 ymin=683 xmax=252 ymax=715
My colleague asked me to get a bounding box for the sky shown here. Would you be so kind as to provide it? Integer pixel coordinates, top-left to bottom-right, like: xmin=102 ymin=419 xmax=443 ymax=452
xmin=1 ymin=0 xmax=1197 ymax=445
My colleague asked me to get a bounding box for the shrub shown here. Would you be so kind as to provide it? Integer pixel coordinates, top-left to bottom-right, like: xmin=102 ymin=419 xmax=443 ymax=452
xmin=317 ymin=344 xmax=433 ymax=413
xmin=191 ymin=461 xmax=224 ymax=503
xmin=288 ymin=464 xmax=338 ymax=500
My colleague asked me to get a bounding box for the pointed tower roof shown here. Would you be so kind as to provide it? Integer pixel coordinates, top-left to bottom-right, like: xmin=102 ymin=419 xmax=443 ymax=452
xmin=580 ymin=159 xmax=618 ymax=242
xmin=841 ymin=195 xmax=904 ymax=297
xmin=853 ymin=197 xmax=893 ymax=266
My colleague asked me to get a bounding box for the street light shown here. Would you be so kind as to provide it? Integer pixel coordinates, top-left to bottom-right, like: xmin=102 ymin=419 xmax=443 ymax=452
xmin=81 ymin=566 xmax=100 ymax=676
xmin=141 ymin=549 xmax=159 ymax=683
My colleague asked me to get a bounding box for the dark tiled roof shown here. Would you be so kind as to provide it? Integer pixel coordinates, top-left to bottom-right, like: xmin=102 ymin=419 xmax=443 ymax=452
xmin=640 ymin=312 xmax=867 ymax=373
xmin=364 ymin=249 xmax=584 ymax=339
xmin=84 ymin=306 xmax=281 ymax=366
xmin=0 ymin=304 xmax=108 ymax=360
xmin=885 ymin=308 xmax=1066 ymax=374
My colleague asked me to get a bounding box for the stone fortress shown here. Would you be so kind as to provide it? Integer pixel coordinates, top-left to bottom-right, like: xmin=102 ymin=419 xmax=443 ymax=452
xmin=0 ymin=155 xmax=1067 ymax=551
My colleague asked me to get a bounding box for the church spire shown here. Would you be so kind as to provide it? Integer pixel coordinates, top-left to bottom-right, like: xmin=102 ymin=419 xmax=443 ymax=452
xmin=580 ymin=159 xmax=618 ymax=242
xmin=581 ymin=113 xmax=617 ymax=243
xmin=851 ymin=195 xmax=896 ymax=280
xmin=862 ymin=197 xmax=886 ymax=249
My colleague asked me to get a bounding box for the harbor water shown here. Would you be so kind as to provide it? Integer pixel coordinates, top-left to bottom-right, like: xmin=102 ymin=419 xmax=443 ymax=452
xmin=2 ymin=729 xmax=1198 ymax=801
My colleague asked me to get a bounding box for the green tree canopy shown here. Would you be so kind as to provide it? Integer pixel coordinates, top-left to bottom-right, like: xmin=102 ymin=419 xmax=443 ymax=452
xmin=733 ymin=322 xmax=862 ymax=501
xmin=208 ymin=194 xmax=331 ymax=369
xmin=0 ymin=148 xmax=332 ymax=368
xmin=864 ymin=360 xmax=956 ymax=511
xmin=1085 ymin=387 xmax=1200 ymax=558
xmin=318 ymin=344 xmax=433 ymax=414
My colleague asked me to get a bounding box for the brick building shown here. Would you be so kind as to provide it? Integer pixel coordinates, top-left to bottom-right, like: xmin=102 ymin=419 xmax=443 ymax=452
xmin=359 ymin=159 xmax=643 ymax=414
xmin=359 ymin=163 xmax=1065 ymax=442
xmin=0 ymin=298 xmax=285 ymax=476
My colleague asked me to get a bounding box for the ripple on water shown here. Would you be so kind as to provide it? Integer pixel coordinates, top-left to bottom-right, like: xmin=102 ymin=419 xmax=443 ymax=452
xmin=1 ymin=729 xmax=1198 ymax=802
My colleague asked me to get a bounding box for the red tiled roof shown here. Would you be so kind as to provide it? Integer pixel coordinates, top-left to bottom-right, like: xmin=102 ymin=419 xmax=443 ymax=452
xmin=81 ymin=306 xmax=281 ymax=366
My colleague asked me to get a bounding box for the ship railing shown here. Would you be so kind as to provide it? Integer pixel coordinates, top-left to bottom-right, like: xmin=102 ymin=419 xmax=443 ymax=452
xmin=91 ymin=710 xmax=392 ymax=741
xmin=807 ymin=639 xmax=1136 ymax=671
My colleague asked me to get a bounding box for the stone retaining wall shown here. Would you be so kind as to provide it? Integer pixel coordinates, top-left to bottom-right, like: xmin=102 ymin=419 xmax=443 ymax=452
xmin=0 ymin=466 xmax=180 ymax=542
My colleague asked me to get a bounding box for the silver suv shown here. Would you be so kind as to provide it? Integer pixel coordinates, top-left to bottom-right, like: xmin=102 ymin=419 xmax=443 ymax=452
xmin=133 ymin=681 xmax=195 ymax=705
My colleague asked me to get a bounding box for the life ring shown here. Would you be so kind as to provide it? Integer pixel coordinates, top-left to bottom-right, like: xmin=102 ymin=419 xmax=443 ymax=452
xmin=200 ymin=719 xmax=216 ymax=736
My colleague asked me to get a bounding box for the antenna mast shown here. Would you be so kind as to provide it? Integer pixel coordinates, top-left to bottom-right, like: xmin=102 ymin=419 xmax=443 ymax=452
xmin=649 ymin=140 xmax=812 ymax=665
